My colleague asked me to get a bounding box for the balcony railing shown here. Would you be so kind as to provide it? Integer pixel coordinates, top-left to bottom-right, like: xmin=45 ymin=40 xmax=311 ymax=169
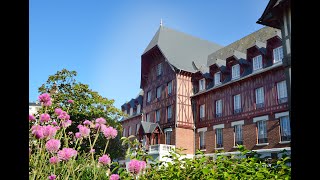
xmin=149 ymin=144 xmax=175 ymax=154
xmin=258 ymin=138 xmax=268 ymax=144
xmin=256 ymin=103 xmax=264 ymax=109
xmin=215 ymin=113 xmax=222 ymax=118
xmin=278 ymin=97 xmax=288 ymax=104
xmin=234 ymin=108 xmax=242 ymax=114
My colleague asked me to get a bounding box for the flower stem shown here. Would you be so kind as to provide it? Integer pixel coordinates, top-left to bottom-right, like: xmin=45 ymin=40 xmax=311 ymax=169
xmin=103 ymin=140 xmax=110 ymax=155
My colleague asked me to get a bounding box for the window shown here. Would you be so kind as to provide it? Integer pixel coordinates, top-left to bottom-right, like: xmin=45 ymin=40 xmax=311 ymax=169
xmin=136 ymin=124 xmax=140 ymax=135
xmin=137 ymin=104 xmax=141 ymax=114
xmin=146 ymin=113 xmax=150 ymax=122
xmin=199 ymin=104 xmax=205 ymax=121
xmin=130 ymin=107 xmax=133 ymax=116
xmin=147 ymin=90 xmax=152 ymax=103
xmin=156 ymin=86 xmax=162 ymax=99
xmin=165 ymin=128 xmax=172 ymax=145
xmin=123 ymin=128 xmax=126 ymax=137
xmin=199 ymin=78 xmax=205 ymax=91
xmin=157 ymin=63 xmax=162 ymax=76
xmin=216 ymin=128 xmax=223 ymax=148
xmin=255 ymin=87 xmax=265 ymax=109
xmin=214 ymin=72 xmax=221 ymax=85
xmin=167 ymin=105 xmax=172 ymax=122
xmin=156 ymin=109 xmax=161 ymax=123
xmin=232 ymin=64 xmax=240 ymax=79
xmin=128 ymin=126 xmax=131 ymax=136
xmin=234 ymin=125 xmax=243 ymax=145
xmin=273 ymin=46 xmax=284 ymax=63
xmin=215 ymin=99 xmax=222 ymax=118
xmin=253 ymin=55 xmax=263 ymax=71
xmin=167 ymin=81 xmax=172 ymax=95
xmin=233 ymin=94 xmax=241 ymax=114
xmin=277 ymin=81 xmax=288 ymax=104
xmin=257 ymin=121 xmax=268 ymax=144
xmin=199 ymin=131 xmax=206 ymax=150
xmin=280 ymin=116 xmax=291 ymax=142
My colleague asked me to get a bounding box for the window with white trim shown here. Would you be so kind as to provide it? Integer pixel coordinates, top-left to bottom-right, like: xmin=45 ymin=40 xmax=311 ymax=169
xmin=199 ymin=131 xmax=206 ymax=150
xmin=200 ymin=104 xmax=205 ymax=120
xmin=167 ymin=81 xmax=172 ymax=95
xmin=156 ymin=86 xmax=162 ymax=99
xmin=156 ymin=109 xmax=160 ymax=123
xmin=255 ymin=87 xmax=265 ymax=108
xmin=216 ymin=128 xmax=223 ymax=148
xmin=280 ymin=116 xmax=291 ymax=142
xmin=165 ymin=128 xmax=172 ymax=145
xmin=199 ymin=78 xmax=205 ymax=91
xmin=253 ymin=55 xmax=263 ymax=71
xmin=157 ymin=63 xmax=162 ymax=76
xmin=147 ymin=90 xmax=152 ymax=103
xmin=233 ymin=94 xmax=241 ymax=114
xmin=167 ymin=105 xmax=172 ymax=122
xmin=123 ymin=128 xmax=126 ymax=137
xmin=136 ymin=124 xmax=140 ymax=135
xmin=137 ymin=104 xmax=141 ymax=114
xmin=146 ymin=113 xmax=150 ymax=122
xmin=215 ymin=99 xmax=222 ymax=117
xmin=234 ymin=125 xmax=243 ymax=146
xmin=273 ymin=46 xmax=284 ymax=63
xmin=130 ymin=107 xmax=133 ymax=116
xmin=232 ymin=64 xmax=240 ymax=79
xmin=257 ymin=120 xmax=268 ymax=144
xmin=277 ymin=81 xmax=288 ymax=104
xmin=214 ymin=72 xmax=221 ymax=85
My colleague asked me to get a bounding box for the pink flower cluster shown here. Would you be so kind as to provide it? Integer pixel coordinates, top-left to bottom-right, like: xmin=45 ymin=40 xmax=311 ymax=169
xmin=31 ymin=125 xmax=59 ymax=139
xmin=67 ymin=99 xmax=74 ymax=104
xmin=38 ymin=93 xmax=52 ymax=107
xmin=40 ymin=113 xmax=51 ymax=123
xmin=29 ymin=114 xmax=35 ymax=122
xmin=128 ymin=159 xmax=146 ymax=174
xmin=48 ymin=174 xmax=56 ymax=180
xmin=76 ymin=125 xmax=90 ymax=138
xmin=57 ymin=148 xmax=77 ymax=161
xmin=55 ymin=108 xmax=70 ymax=120
xmin=95 ymin=117 xmax=106 ymax=125
xmin=45 ymin=139 xmax=60 ymax=153
xmin=109 ymin=174 xmax=120 ymax=180
xmin=83 ymin=120 xmax=92 ymax=126
xmin=103 ymin=126 xmax=118 ymax=139
xmin=98 ymin=154 xmax=111 ymax=165
xmin=61 ymin=120 xmax=72 ymax=128
xmin=49 ymin=156 xmax=59 ymax=164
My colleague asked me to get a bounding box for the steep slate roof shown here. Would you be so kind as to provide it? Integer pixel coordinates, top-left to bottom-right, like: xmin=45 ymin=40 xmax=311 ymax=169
xmin=140 ymin=121 xmax=162 ymax=134
xmin=207 ymin=26 xmax=281 ymax=67
xmin=143 ymin=26 xmax=223 ymax=73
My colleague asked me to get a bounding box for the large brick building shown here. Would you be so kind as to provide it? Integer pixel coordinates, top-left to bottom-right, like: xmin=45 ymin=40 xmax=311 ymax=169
xmin=120 ymin=25 xmax=290 ymax=160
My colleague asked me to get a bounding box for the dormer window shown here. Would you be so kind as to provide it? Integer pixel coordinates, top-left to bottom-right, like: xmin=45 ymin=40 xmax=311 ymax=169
xmin=253 ymin=55 xmax=263 ymax=71
xmin=232 ymin=64 xmax=240 ymax=79
xmin=273 ymin=46 xmax=283 ymax=63
xmin=199 ymin=78 xmax=206 ymax=91
xmin=157 ymin=63 xmax=162 ymax=76
xmin=214 ymin=72 xmax=221 ymax=86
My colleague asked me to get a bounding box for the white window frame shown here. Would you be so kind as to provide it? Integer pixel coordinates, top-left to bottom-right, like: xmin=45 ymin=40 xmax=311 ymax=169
xmin=123 ymin=128 xmax=126 ymax=137
xmin=199 ymin=131 xmax=206 ymax=150
xmin=157 ymin=63 xmax=162 ymax=76
xmin=167 ymin=81 xmax=172 ymax=95
xmin=255 ymin=87 xmax=265 ymax=105
xmin=232 ymin=64 xmax=240 ymax=79
xmin=136 ymin=124 xmax=140 ymax=135
xmin=200 ymin=104 xmax=205 ymax=120
xmin=199 ymin=78 xmax=206 ymax=91
xmin=164 ymin=128 xmax=172 ymax=145
xmin=252 ymin=55 xmax=263 ymax=71
xmin=233 ymin=94 xmax=241 ymax=112
xmin=156 ymin=109 xmax=161 ymax=123
xmin=147 ymin=91 xmax=152 ymax=103
xmin=146 ymin=113 xmax=150 ymax=122
xmin=137 ymin=104 xmax=141 ymax=114
xmin=234 ymin=124 xmax=243 ymax=146
xmin=130 ymin=107 xmax=133 ymax=116
xmin=167 ymin=105 xmax=172 ymax=121
xmin=279 ymin=115 xmax=291 ymax=142
xmin=273 ymin=46 xmax=284 ymax=63
xmin=214 ymin=72 xmax=221 ymax=85
xmin=257 ymin=120 xmax=268 ymax=144
xmin=277 ymin=80 xmax=288 ymax=101
xmin=156 ymin=86 xmax=161 ymax=99
xmin=128 ymin=126 xmax=132 ymax=136
xmin=215 ymin=128 xmax=223 ymax=148
xmin=215 ymin=99 xmax=222 ymax=117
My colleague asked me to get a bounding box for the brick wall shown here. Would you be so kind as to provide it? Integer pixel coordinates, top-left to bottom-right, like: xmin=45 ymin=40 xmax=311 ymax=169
xmin=175 ymin=127 xmax=194 ymax=154
xmin=121 ymin=115 xmax=142 ymax=137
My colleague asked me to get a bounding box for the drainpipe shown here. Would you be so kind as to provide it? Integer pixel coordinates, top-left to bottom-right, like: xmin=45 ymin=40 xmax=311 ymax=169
xmin=191 ymin=98 xmax=196 ymax=156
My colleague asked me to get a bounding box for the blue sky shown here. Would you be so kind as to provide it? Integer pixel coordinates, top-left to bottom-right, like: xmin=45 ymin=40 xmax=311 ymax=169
xmin=29 ymin=0 xmax=269 ymax=109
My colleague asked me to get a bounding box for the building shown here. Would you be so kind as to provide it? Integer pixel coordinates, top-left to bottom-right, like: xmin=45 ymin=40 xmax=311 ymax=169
xmin=29 ymin=101 xmax=41 ymax=115
xmin=121 ymin=25 xmax=290 ymax=160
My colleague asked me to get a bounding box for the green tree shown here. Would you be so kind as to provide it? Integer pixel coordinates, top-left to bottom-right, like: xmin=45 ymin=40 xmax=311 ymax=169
xmin=37 ymin=68 xmax=126 ymax=159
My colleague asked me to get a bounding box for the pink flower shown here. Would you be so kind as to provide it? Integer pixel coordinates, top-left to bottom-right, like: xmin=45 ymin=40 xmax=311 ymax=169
xmin=68 ymin=131 xmax=73 ymax=135
xmin=38 ymin=93 xmax=51 ymax=106
xmin=75 ymin=132 xmax=82 ymax=139
xmin=109 ymin=174 xmax=120 ymax=180
xmin=55 ymin=108 xmax=63 ymax=116
xmin=90 ymin=148 xmax=95 ymax=153
xmin=67 ymin=99 xmax=74 ymax=104
xmin=61 ymin=120 xmax=72 ymax=128
xmin=83 ymin=120 xmax=92 ymax=126
xmin=95 ymin=117 xmax=106 ymax=125
xmin=45 ymin=139 xmax=60 ymax=153
xmin=40 ymin=113 xmax=51 ymax=123
xmin=57 ymin=148 xmax=77 ymax=161
xmin=52 ymin=121 xmax=58 ymax=126
xmin=57 ymin=110 xmax=70 ymax=120
xmin=29 ymin=114 xmax=35 ymax=121
xmin=31 ymin=125 xmax=44 ymax=139
xmin=128 ymin=159 xmax=146 ymax=174
xmin=49 ymin=156 xmax=60 ymax=164
xmin=48 ymin=174 xmax=56 ymax=180
xmin=42 ymin=125 xmax=59 ymax=138
xmin=78 ymin=126 xmax=90 ymax=137
xmin=103 ymin=127 xmax=118 ymax=139
xmin=98 ymin=154 xmax=111 ymax=165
